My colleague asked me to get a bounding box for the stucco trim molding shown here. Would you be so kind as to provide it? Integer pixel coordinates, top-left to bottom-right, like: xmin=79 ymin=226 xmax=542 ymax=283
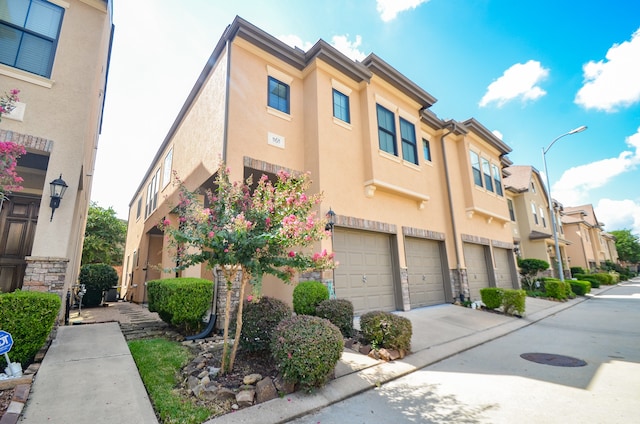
xmin=364 ymin=179 xmax=430 ymax=210
xmin=334 ymin=215 xmax=397 ymax=235
xmin=465 ymin=206 xmax=510 ymax=226
xmin=243 ymin=156 xmax=298 ymax=177
xmin=491 ymin=240 xmax=515 ymax=249
xmin=402 ymin=226 xmax=446 ymax=241
xmin=461 ymin=234 xmax=491 ymax=246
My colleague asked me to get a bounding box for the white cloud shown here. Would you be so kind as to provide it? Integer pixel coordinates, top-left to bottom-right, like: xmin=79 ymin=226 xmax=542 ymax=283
xmin=277 ymin=35 xmax=313 ymax=51
xmin=377 ymin=0 xmax=430 ymax=22
xmin=575 ymin=27 xmax=640 ymax=112
xmin=596 ymin=198 xmax=640 ymax=235
xmin=330 ymin=35 xmax=366 ymax=61
xmin=479 ymin=60 xmax=549 ymax=107
xmin=553 ymin=127 xmax=640 ymax=205
xmin=278 ymin=34 xmax=366 ymax=62
xmin=492 ymin=130 xmax=504 ymax=140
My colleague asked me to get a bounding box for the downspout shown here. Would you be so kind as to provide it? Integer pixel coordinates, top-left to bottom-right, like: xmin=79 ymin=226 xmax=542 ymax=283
xmin=222 ymin=38 xmax=231 ymax=163
xmin=440 ymin=121 xmax=463 ymax=298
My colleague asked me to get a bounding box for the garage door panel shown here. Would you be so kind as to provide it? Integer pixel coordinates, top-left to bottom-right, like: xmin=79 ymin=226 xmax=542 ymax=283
xmin=463 ymin=243 xmax=490 ymax=301
xmin=406 ymin=238 xmax=447 ymax=308
xmin=494 ymin=248 xmax=514 ymax=289
xmin=334 ymin=228 xmax=396 ymax=315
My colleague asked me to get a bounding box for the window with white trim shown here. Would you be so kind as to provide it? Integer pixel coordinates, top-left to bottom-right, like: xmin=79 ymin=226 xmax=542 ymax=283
xmin=400 ymin=117 xmax=418 ymax=165
xmin=0 ymin=0 xmax=64 ymax=78
xmin=332 ymin=89 xmax=350 ymax=123
xmin=268 ymin=76 xmax=289 ymax=114
xmin=492 ymin=163 xmax=503 ymax=196
xmin=162 ymin=148 xmax=173 ymax=189
xmin=470 ymin=151 xmax=482 ymax=187
xmin=422 ymin=138 xmax=431 ymax=162
xmin=540 ymin=207 xmax=546 ymax=228
xmin=376 ymin=104 xmax=397 ymax=155
xmin=508 ymin=199 xmax=516 ymax=221
xmin=482 ymin=158 xmax=494 ymax=192
xmin=145 ymin=169 xmax=160 ymax=219
xmin=531 ymin=202 xmax=538 ymax=225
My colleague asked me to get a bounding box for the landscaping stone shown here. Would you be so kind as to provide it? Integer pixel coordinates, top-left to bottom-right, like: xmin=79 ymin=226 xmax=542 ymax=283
xmin=243 ymin=373 xmax=262 ymax=385
xmin=236 ymin=389 xmax=255 ymax=407
xmin=255 ymin=377 xmax=277 ymax=404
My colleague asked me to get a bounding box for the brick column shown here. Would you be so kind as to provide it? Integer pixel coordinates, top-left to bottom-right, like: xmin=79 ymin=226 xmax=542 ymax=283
xmin=22 ymin=256 xmax=69 ymax=297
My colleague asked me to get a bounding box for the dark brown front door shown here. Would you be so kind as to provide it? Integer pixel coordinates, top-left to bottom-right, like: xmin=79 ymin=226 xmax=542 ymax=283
xmin=0 ymin=196 xmax=40 ymax=292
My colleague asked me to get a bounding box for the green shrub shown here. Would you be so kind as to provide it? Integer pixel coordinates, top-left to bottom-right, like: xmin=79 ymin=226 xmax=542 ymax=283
xmin=517 ymin=258 xmax=549 ymax=290
xmin=271 ymin=315 xmax=343 ymax=390
xmin=0 ymin=290 xmax=61 ymax=367
xmin=315 ymin=299 xmax=354 ymax=337
xmin=292 ymin=280 xmax=329 ymax=316
xmin=544 ymin=279 xmax=568 ymax=300
xmin=574 ymin=273 xmax=600 ymax=288
xmin=596 ymin=273 xmax=615 ymax=285
xmin=480 ymin=288 xmax=503 ymax=309
xmin=502 ymin=289 xmax=526 ymax=316
xmin=569 ymin=280 xmax=591 ymax=296
xmin=360 ymin=311 xmax=412 ymax=351
xmin=570 ymin=266 xmax=586 ymax=275
xmin=147 ymin=278 xmax=213 ymax=334
xmin=239 ymin=296 xmax=291 ymax=352
xmin=78 ymin=263 xmax=118 ymax=307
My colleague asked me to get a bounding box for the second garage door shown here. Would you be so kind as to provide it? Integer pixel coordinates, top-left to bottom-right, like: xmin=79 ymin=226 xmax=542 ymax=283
xmin=333 ymin=228 xmax=396 ymax=315
xmin=405 ymin=237 xmax=448 ymax=308
xmin=494 ymin=247 xmax=516 ymax=289
xmin=463 ymin=242 xmax=491 ymax=301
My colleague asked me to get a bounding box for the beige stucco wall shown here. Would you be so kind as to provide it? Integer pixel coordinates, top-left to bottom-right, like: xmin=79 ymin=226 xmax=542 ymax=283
xmin=0 ymin=0 xmax=112 ymax=295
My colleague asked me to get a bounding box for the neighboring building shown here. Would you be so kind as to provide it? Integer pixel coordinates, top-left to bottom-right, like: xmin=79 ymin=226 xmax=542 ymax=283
xmin=503 ymin=165 xmax=570 ymax=278
xmin=562 ymin=204 xmax=613 ymax=271
xmin=0 ymin=1 xmax=113 ymax=314
xmin=122 ymin=16 xmax=519 ymax=316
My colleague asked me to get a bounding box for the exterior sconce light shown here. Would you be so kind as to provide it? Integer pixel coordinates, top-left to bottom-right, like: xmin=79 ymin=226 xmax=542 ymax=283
xmin=325 ymin=208 xmax=336 ymax=232
xmin=49 ymin=174 xmax=68 ymax=221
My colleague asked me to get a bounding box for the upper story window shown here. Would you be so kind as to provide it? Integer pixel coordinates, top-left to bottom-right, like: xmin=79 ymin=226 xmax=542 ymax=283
xmin=268 ymin=76 xmax=289 ymax=114
xmin=531 ymin=181 xmax=536 ymax=193
xmin=399 ymin=118 xmax=418 ymax=165
xmin=482 ymin=158 xmax=494 ymax=192
xmin=136 ymin=197 xmax=142 ymax=220
xmin=492 ymin=164 xmax=503 ymax=196
xmin=0 ymin=0 xmax=64 ymax=78
xmin=531 ymin=202 xmax=538 ymax=225
xmin=332 ymin=89 xmax=350 ymax=123
xmin=145 ymin=169 xmax=160 ymax=219
xmin=470 ymin=151 xmax=482 ymax=187
xmin=540 ymin=207 xmax=546 ymax=228
xmin=507 ymin=199 xmax=516 ymax=221
xmin=376 ymin=104 xmax=397 ymax=155
xmin=422 ymin=138 xmax=431 ymax=162
xmin=162 ymin=148 xmax=173 ymax=189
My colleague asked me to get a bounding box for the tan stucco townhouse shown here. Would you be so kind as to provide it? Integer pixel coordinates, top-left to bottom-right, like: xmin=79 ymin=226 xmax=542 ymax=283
xmin=503 ymin=165 xmax=571 ymax=278
xmin=122 ymin=16 xmax=519 ymax=316
xmin=0 ymin=0 xmax=113 ymax=316
xmin=562 ymin=204 xmax=618 ymax=271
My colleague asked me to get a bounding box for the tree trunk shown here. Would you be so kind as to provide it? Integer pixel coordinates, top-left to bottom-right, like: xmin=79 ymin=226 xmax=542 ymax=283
xmin=220 ymin=266 xmax=237 ymax=374
xmin=229 ymin=266 xmax=250 ymax=371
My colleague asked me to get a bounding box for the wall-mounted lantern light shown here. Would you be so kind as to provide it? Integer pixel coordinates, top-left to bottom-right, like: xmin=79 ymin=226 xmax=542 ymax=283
xmin=49 ymin=174 xmax=68 ymax=221
xmin=325 ymin=208 xmax=336 ymax=232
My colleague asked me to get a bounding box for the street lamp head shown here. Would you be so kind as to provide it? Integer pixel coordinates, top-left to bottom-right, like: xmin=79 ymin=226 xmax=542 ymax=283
xmin=568 ymin=125 xmax=587 ymax=135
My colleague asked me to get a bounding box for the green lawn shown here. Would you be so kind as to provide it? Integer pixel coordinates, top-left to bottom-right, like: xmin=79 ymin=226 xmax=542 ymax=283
xmin=128 ymin=338 xmax=220 ymax=424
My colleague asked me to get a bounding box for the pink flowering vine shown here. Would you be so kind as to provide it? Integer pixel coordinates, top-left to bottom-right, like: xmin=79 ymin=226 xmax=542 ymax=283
xmin=0 ymin=89 xmax=19 ymax=122
xmin=0 ymin=141 xmax=26 ymax=201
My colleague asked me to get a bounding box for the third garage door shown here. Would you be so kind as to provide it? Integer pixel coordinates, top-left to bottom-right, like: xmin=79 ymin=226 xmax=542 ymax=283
xmin=333 ymin=228 xmax=396 ymax=315
xmin=463 ymin=242 xmax=491 ymax=301
xmin=494 ymin=247 xmax=515 ymax=289
xmin=405 ymin=237 xmax=447 ymax=308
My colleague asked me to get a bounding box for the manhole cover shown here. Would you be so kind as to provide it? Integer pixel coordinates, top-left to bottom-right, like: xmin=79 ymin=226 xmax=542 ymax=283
xmin=520 ymin=352 xmax=587 ymax=367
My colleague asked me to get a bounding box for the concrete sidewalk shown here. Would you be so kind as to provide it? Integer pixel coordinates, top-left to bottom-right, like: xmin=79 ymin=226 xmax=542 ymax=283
xmin=19 ymin=323 xmax=158 ymax=424
xmin=17 ymin=285 xmax=617 ymax=424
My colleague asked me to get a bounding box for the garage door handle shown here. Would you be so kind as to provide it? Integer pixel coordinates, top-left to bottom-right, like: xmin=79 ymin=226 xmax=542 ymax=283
xmin=362 ymin=275 xmax=367 ymax=284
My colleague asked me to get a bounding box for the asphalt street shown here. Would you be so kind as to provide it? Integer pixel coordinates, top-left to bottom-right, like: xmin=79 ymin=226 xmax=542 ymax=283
xmin=289 ymin=282 xmax=640 ymax=424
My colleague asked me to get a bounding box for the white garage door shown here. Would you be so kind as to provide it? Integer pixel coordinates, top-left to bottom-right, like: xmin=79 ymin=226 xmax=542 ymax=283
xmin=333 ymin=228 xmax=396 ymax=315
xmin=494 ymin=247 xmax=515 ymax=289
xmin=463 ymin=242 xmax=490 ymax=301
xmin=405 ymin=237 xmax=447 ymax=308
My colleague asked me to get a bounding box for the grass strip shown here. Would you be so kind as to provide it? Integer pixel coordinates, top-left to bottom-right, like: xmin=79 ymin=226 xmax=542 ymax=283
xmin=128 ymin=338 xmax=216 ymax=424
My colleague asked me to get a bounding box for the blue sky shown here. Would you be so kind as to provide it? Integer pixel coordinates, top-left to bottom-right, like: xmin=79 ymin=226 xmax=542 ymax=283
xmin=94 ymin=0 xmax=640 ymax=235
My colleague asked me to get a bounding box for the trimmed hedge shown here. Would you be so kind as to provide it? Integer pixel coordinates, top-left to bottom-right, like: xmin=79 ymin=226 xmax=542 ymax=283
xmin=543 ymin=278 xmax=573 ymax=300
xmin=315 ymin=298 xmax=354 ymax=337
xmin=569 ymin=280 xmax=591 ymax=296
xmin=239 ymin=296 xmax=291 ymax=352
xmin=502 ymin=289 xmax=526 ymax=316
xmin=480 ymin=288 xmax=503 ymax=309
xmin=147 ymin=278 xmax=213 ymax=334
xmin=292 ymin=280 xmax=329 ymax=316
xmin=271 ymin=315 xmax=343 ymax=390
xmin=78 ymin=263 xmax=119 ymax=307
xmin=0 ymin=290 xmax=61 ymax=367
xmin=360 ymin=311 xmax=412 ymax=351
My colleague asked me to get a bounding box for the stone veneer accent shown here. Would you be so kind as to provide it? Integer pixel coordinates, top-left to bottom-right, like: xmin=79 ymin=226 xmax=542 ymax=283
xmin=22 ymin=257 xmax=69 ymax=297
xmin=0 ymin=129 xmax=54 ymax=152
xmin=450 ymin=268 xmax=469 ymax=301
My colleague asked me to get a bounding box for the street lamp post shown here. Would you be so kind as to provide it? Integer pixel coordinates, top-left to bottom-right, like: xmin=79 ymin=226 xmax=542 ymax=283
xmin=542 ymin=125 xmax=587 ymax=281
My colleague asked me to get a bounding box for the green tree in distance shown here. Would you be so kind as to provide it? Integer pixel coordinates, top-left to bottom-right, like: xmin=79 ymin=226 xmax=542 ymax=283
xmin=82 ymin=202 xmax=127 ymax=265
xmin=610 ymin=229 xmax=640 ymax=264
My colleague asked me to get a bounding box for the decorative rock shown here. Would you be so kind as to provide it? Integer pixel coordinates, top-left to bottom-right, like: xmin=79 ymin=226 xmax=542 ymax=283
xmin=187 ymin=375 xmax=199 ymax=391
xmin=236 ymin=389 xmax=255 ymax=407
xmin=192 ymin=384 xmax=204 ymax=398
xmin=231 ymin=404 xmax=239 ymax=410
xmin=273 ymin=375 xmax=295 ymax=394
xmin=255 ymin=377 xmax=278 ymax=404
xmin=200 ymin=375 xmax=210 ymax=387
xmin=197 ymin=370 xmax=209 ymax=379
xmin=243 ymin=373 xmax=262 ymax=385
xmin=388 ymin=349 xmax=401 ymax=361
xmin=209 ymin=367 xmax=220 ymax=378
xmin=359 ymin=344 xmax=372 ymax=355
xmin=367 ymin=350 xmax=379 ymax=360
xmin=378 ymin=348 xmax=391 ymax=361
xmin=214 ymin=387 xmax=237 ymax=402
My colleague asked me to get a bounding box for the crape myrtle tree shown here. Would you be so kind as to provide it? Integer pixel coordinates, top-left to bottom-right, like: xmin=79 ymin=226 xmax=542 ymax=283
xmin=159 ymin=164 xmax=334 ymax=373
